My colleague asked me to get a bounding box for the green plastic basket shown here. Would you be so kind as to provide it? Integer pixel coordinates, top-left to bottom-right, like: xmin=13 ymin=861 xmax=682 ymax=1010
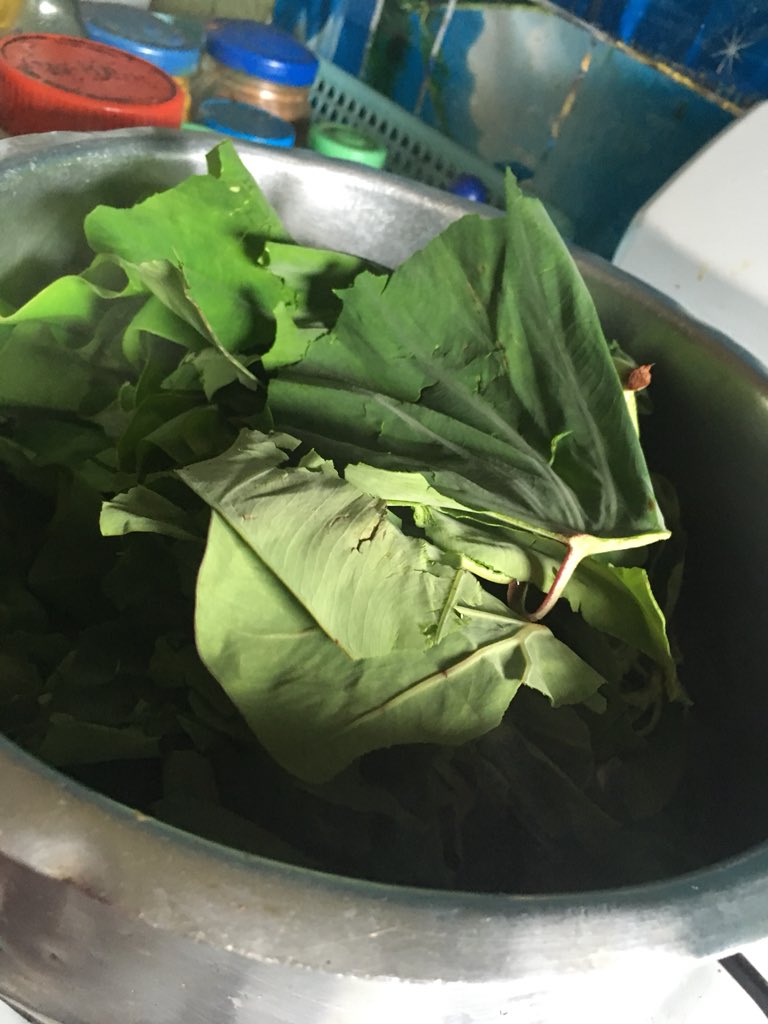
xmin=309 ymin=58 xmax=506 ymax=207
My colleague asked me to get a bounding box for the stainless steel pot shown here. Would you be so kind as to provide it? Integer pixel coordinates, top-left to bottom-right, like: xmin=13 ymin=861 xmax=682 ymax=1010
xmin=0 ymin=129 xmax=767 ymax=1024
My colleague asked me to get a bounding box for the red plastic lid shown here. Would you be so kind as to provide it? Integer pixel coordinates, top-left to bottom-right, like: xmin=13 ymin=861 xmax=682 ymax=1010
xmin=0 ymin=34 xmax=185 ymax=134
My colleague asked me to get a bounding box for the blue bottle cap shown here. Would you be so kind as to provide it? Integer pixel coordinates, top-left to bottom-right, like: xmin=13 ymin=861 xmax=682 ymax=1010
xmin=197 ymin=98 xmax=296 ymax=148
xmin=81 ymin=2 xmax=203 ymax=77
xmin=206 ymin=20 xmax=318 ymax=88
xmin=448 ymin=174 xmax=490 ymax=204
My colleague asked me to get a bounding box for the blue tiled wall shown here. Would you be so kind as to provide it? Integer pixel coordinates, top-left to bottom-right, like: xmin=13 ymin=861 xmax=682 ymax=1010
xmin=555 ymin=0 xmax=768 ymax=104
xmin=274 ymin=0 xmax=738 ymax=256
xmin=371 ymin=5 xmax=734 ymax=256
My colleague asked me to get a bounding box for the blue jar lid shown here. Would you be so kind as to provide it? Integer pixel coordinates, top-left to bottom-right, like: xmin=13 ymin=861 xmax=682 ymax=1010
xmin=206 ymin=20 xmax=318 ymax=88
xmin=197 ymin=98 xmax=296 ymax=148
xmin=81 ymin=2 xmax=203 ymax=77
xmin=448 ymin=174 xmax=490 ymax=204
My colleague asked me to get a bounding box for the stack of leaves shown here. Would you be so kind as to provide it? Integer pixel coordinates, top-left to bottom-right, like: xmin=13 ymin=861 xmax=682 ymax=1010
xmin=0 ymin=142 xmax=690 ymax=892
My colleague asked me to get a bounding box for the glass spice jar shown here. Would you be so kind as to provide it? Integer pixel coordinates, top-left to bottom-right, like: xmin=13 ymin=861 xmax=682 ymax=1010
xmin=191 ymin=20 xmax=318 ymax=145
xmin=0 ymin=0 xmax=84 ymax=34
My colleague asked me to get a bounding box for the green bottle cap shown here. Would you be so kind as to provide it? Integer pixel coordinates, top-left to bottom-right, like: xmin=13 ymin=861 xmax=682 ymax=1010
xmin=308 ymin=121 xmax=387 ymax=169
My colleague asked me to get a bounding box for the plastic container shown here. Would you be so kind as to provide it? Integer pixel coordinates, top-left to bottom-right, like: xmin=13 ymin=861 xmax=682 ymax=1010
xmin=81 ymin=3 xmax=203 ymax=117
xmin=197 ymin=97 xmax=295 ymax=147
xmin=0 ymin=34 xmax=185 ymax=135
xmin=308 ymin=58 xmax=573 ymax=236
xmin=192 ymin=20 xmax=318 ymax=144
xmin=309 ymin=57 xmax=506 ymax=206
xmin=308 ymin=120 xmax=386 ymax=168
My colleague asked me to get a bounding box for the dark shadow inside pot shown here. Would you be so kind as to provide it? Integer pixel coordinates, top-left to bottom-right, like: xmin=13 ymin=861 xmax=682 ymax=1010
xmin=590 ymin=258 xmax=768 ymax=869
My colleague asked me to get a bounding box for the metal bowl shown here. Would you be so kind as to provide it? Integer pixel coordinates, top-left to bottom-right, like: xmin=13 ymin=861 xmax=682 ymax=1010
xmin=0 ymin=129 xmax=767 ymax=1024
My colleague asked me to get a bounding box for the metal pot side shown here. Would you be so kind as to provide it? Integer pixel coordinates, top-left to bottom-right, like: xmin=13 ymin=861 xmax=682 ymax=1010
xmin=0 ymin=129 xmax=766 ymax=1024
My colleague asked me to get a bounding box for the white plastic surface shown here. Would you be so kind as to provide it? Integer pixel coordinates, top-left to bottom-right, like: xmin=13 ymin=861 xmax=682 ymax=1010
xmin=0 ymin=1000 xmax=28 ymax=1024
xmin=614 ymin=101 xmax=768 ymax=366
xmin=650 ymin=961 xmax=766 ymax=1022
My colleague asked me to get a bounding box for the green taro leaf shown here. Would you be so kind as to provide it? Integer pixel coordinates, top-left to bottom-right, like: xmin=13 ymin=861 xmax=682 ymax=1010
xmin=269 ymin=177 xmax=669 ymax=611
xmin=113 ymin=259 xmax=267 ymax=387
xmin=0 ymin=255 xmax=146 ymax=333
xmin=0 ymin=263 xmax=143 ymax=417
xmin=345 ymin=463 xmax=684 ymax=701
xmin=121 ymin=293 xmax=208 ymax=368
xmin=192 ymin=513 xmax=605 ymax=782
xmin=36 ymin=715 xmax=161 ymax=767
xmin=116 ymin=392 xmax=236 ymax=478
xmin=0 ymin=435 xmax=59 ymax=496
xmin=27 ymin=473 xmax=115 ymax=622
xmin=416 ymin=506 xmax=681 ymax=694
xmin=0 ymin=323 xmax=104 ymax=413
xmin=84 ymin=143 xmax=295 ymax=356
xmin=11 ymin=416 xmax=110 ymax=472
xmin=179 ymin=431 xmax=606 ymax=782
xmin=180 ymin=430 xmax=490 ymax=659
xmin=264 ymin=240 xmax=368 ymax=321
xmin=100 ymin=483 xmax=203 ymax=542
xmin=187 ymin=348 xmax=249 ymax=400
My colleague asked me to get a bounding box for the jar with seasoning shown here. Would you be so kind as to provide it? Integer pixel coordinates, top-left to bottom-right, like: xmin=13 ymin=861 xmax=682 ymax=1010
xmin=0 ymin=34 xmax=186 ymax=135
xmin=192 ymin=20 xmax=318 ymax=145
xmin=81 ymin=2 xmax=204 ymax=119
xmin=196 ymin=97 xmax=295 ymax=147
